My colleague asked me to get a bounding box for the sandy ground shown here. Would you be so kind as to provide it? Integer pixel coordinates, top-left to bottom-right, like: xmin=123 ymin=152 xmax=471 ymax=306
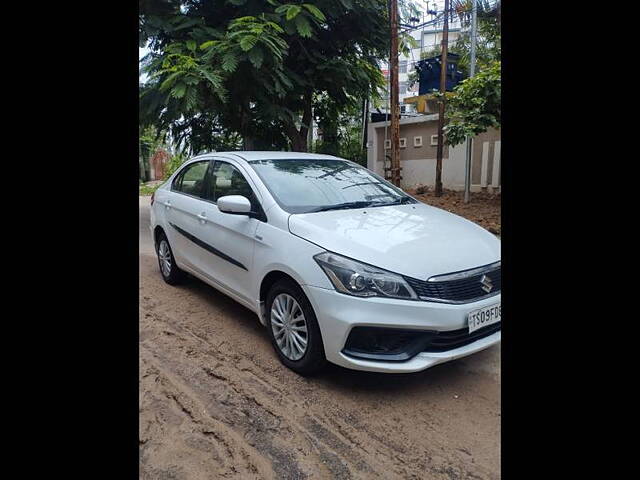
xmin=139 ymin=196 xmax=500 ymax=479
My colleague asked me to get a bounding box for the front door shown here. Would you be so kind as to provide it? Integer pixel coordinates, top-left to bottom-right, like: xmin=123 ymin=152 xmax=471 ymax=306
xmin=195 ymin=159 xmax=262 ymax=304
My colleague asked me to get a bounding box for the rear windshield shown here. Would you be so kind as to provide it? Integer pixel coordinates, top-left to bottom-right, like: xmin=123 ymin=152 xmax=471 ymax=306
xmin=247 ymin=158 xmax=414 ymax=214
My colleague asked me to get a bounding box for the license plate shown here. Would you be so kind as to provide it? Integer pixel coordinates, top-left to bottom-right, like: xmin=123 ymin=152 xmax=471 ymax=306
xmin=468 ymin=302 xmax=501 ymax=333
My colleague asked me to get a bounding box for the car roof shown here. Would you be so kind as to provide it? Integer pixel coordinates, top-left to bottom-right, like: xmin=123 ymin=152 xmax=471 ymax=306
xmin=193 ymin=151 xmax=346 ymax=162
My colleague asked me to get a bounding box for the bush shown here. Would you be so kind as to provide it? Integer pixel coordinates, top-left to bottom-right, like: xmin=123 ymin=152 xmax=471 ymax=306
xmin=139 ymin=183 xmax=160 ymax=196
xmin=163 ymin=152 xmax=188 ymax=180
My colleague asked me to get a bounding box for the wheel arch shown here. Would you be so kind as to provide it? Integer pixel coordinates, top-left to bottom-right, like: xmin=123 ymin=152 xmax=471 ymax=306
xmin=258 ymin=269 xmax=304 ymax=326
xmin=153 ymin=225 xmax=166 ymax=248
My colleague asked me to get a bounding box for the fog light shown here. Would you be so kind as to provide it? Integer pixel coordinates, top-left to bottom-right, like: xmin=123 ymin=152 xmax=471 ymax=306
xmin=342 ymin=327 xmax=437 ymax=362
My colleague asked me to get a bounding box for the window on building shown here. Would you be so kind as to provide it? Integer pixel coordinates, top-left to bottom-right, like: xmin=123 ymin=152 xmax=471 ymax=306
xmin=399 ymin=60 xmax=407 ymax=74
xmin=399 ymin=81 xmax=407 ymax=94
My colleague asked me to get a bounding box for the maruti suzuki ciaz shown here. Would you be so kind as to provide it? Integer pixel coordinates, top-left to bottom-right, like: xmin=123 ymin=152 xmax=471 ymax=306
xmin=149 ymin=152 xmax=501 ymax=375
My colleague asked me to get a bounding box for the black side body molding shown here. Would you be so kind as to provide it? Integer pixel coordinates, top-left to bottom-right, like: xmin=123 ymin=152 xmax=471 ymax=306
xmin=169 ymin=222 xmax=248 ymax=271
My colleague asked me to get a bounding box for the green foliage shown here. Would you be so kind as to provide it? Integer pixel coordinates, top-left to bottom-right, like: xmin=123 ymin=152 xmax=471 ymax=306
xmin=140 ymin=0 xmax=390 ymax=153
xmin=139 ymin=183 xmax=160 ymax=196
xmin=449 ymin=1 xmax=501 ymax=77
xmin=338 ymin=121 xmax=367 ymax=166
xmin=163 ymin=151 xmax=188 ymax=180
xmin=399 ymin=32 xmax=418 ymax=57
xmin=313 ymin=95 xmax=366 ymax=165
xmin=436 ymin=60 xmax=501 ymax=147
xmin=407 ymin=0 xmax=500 ymax=87
xmin=139 ymin=125 xmax=163 ymax=160
xmin=139 ymin=125 xmax=169 ymax=181
xmin=401 ymin=1 xmax=500 ymax=147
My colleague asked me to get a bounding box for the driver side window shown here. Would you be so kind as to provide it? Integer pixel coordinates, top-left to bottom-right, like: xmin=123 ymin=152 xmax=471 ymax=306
xmin=209 ymin=161 xmax=257 ymax=206
xmin=172 ymin=161 xmax=210 ymax=199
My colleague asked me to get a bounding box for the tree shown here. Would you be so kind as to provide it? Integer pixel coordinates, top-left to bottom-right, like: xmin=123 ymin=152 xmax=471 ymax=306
xmin=441 ymin=1 xmax=500 ymax=146
xmin=438 ymin=60 xmax=500 ymax=147
xmin=407 ymin=0 xmax=500 ymax=86
xmin=313 ymin=94 xmax=366 ymax=164
xmin=403 ymin=1 xmax=500 ymax=147
xmin=449 ymin=0 xmax=500 ymax=76
xmin=139 ymin=0 xmax=392 ymax=153
xmin=139 ymin=125 xmax=166 ymax=181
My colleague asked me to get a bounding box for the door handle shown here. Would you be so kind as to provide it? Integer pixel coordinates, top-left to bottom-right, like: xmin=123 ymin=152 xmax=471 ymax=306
xmin=165 ymin=201 xmax=172 ymax=209
xmin=197 ymin=213 xmax=207 ymax=223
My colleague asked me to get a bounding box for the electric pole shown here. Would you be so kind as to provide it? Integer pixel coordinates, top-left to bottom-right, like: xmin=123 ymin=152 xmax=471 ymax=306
xmin=389 ymin=0 xmax=401 ymax=186
xmin=361 ymin=97 xmax=369 ymax=153
xmin=464 ymin=0 xmax=478 ymax=203
xmin=435 ymin=0 xmax=450 ymax=197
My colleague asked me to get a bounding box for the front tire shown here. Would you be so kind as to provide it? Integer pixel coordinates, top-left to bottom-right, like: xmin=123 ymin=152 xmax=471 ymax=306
xmin=156 ymin=232 xmax=186 ymax=285
xmin=266 ymin=279 xmax=327 ymax=376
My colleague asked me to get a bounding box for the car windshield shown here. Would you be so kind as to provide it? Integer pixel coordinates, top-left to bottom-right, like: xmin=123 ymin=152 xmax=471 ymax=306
xmin=247 ymin=159 xmax=415 ymax=214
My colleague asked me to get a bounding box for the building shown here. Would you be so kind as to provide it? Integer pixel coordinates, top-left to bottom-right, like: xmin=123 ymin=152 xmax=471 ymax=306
xmin=377 ymin=2 xmax=463 ymax=115
xmin=367 ymin=2 xmax=495 ymax=192
xmin=366 ymin=115 xmax=500 ymax=192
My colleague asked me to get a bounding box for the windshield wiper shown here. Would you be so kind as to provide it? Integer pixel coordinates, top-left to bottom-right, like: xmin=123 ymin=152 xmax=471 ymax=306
xmin=374 ymin=196 xmax=416 ymax=207
xmin=310 ymin=201 xmax=374 ymax=213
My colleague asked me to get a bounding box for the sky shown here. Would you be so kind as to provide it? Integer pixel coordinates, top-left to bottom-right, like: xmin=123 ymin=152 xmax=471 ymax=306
xmin=139 ymin=46 xmax=149 ymax=83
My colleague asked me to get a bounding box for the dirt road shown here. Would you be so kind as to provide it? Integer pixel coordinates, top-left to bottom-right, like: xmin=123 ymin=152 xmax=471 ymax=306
xmin=139 ymin=197 xmax=501 ymax=479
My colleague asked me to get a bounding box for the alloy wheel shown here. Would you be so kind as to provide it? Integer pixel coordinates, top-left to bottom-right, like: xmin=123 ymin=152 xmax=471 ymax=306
xmin=270 ymin=293 xmax=308 ymax=361
xmin=158 ymin=240 xmax=172 ymax=278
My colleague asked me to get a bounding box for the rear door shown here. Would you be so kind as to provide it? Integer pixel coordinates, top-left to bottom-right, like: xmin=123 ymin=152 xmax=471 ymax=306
xmin=195 ymin=159 xmax=263 ymax=304
xmin=164 ymin=159 xmax=213 ymax=270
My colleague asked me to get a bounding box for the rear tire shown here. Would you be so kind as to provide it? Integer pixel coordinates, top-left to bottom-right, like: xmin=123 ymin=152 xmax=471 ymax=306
xmin=266 ymin=279 xmax=327 ymax=376
xmin=156 ymin=232 xmax=186 ymax=285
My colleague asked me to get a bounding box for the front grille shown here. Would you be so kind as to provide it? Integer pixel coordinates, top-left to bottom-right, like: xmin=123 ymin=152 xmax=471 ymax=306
xmin=422 ymin=322 xmax=501 ymax=352
xmin=405 ymin=263 xmax=501 ymax=303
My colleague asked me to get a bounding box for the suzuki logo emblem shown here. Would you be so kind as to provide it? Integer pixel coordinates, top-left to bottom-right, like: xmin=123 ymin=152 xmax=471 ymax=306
xmin=480 ymin=274 xmax=493 ymax=293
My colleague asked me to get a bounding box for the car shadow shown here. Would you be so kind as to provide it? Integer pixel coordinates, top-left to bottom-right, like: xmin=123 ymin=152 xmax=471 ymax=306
xmin=313 ymin=358 xmax=470 ymax=394
xmin=180 ymin=272 xmax=270 ymax=336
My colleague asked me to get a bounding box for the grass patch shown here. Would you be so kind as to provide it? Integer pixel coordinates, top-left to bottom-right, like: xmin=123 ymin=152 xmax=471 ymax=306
xmin=139 ymin=183 xmax=160 ymax=196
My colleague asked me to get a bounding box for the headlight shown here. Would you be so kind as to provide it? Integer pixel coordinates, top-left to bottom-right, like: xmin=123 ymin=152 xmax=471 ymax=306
xmin=313 ymin=252 xmax=418 ymax=300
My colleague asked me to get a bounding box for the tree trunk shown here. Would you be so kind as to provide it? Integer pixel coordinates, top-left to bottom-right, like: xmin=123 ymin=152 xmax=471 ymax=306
xmin=286 ymin=91 xmax=313 ymax=152
xmin=290 ymin=132 xmax=308 ymax=152
xmin=243 ymin=136 xmax=256 ymax=150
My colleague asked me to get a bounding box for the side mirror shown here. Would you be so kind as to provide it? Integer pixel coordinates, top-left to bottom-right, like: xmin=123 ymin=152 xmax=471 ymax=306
xmin=217 ymin=195 xmax=252 ymax=215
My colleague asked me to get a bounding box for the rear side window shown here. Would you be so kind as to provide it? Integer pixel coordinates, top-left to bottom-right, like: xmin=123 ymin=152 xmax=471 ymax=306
xmin=172 ymin=161 xmax=210 ymax=198
xmin=209 ymin=161 xmax=257 ymax=206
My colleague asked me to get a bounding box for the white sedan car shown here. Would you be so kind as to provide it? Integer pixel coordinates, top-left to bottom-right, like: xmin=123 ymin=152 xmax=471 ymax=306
xmin=150 ymin=152 xmax=500 ymax=375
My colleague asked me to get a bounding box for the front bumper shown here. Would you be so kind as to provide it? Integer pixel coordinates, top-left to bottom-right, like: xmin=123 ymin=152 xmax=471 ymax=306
xmin=302 ymin=285 xmax=501 ymax=373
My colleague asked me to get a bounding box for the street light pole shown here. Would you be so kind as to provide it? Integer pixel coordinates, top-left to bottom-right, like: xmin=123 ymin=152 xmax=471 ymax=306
xmin=464 ymin=0 xmax=478 ymax=203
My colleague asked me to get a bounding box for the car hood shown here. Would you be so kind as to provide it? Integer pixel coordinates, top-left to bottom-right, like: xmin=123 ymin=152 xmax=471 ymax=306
xmin=288 ymin=203 xmax=500 ymax=280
